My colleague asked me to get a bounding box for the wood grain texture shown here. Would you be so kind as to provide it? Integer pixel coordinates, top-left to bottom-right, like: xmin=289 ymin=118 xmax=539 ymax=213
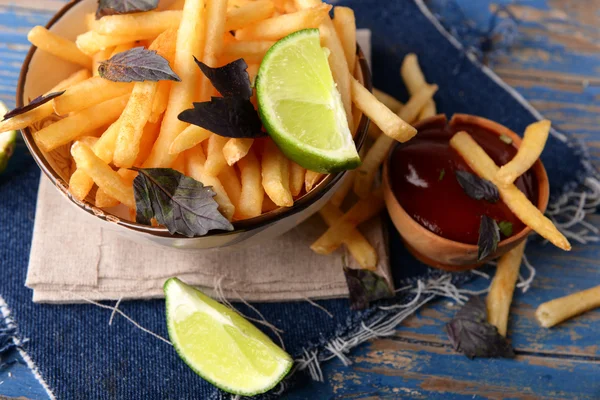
xmin=0 ymin=0 xmax=598 ymax=398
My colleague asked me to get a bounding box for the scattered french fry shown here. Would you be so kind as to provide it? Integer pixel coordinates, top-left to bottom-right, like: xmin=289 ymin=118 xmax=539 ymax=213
xmin=353 ymin=83 xmax=438 ymax=198
xmin=199 ymin=0 xmax=228 ymax=101
xmin=110 ymin=42 xmax=136 ymax=57
xmin=486 ymin=241 xmax=526 ymax=336
xmin=332 ymin=6 xmax=356 ymax=75
xmin=225 ymin=0 xmax=275 ymax=31
xmin=94 ymin=11 xmax=182 ymax=37
xmin=85 ymin=13 xmax=97 ymax=30
xmin=305 ymin=170 xmax=324 ymax=192
xmin=372 ymin=88 xmax=404 ymax=113
xmin=205 ymin=134 xmax=229 ymax=176
xmin=53 ymin=77 xmax=133 ymax=115
xmin=536 ymin=285 xmax=600 ymax=328
xmin=311 ymin=189 xmax=384 ymax=254
xmin=149 ymin=80 xmax=172 ymax=123
xmin=169 ymin=125 xmax=213 ymax=155
xmin=223 ymin=138 xmax=254 ymax=166
xmin=496 ymin=120 xmax=551 ymax=187
xmin=330 ymin=169 xmax=355 ymax=207
xmin=221 ymin=41 xmax=275 ymax=64
xmin=237 ymin=149 xmax=264 ymax=219
xmin=235 ymin=4 xmax=331 ymax=41
xmin=95 ymin=187 xmax=121 ymax=208
xmin=76 ymin=31 xmax=155 ymax=56
xmin=289 ymin=161 xmax=305 ymax=196
xmin=0 ymin=69 xmax=90 ymax=133
xmin=71 ymin=141 xmax=135 ymax=209
xmin=34 ymin=95 xmax=129 ymax=152
xmin=164 ymin=0 xmax=186 ymax=10
xmin=318 ymin=202 xmax=377 ymax=269
xmin=450 ymin=131 xmax=570 ymax=250
xmin=219 ymin=164 xmax=242 ymax=210
xmin=171 ymin=153 xmax=187 ymax=174
xmin=144 ymin=0 xmax=206 ymax=168
xmin=185 ymin=146 xmax=235 ymax=220
xmin=262 ymin=139 xmax=293 ymax=207
xmin=94 ymin=119 xmax=122 ymax=164
xmin=134 ymin=121 xmax=161 ymax=166
xmin=28 ymin=26 xmax=92 ymax=68
xmin=401 ymin=53 xmax=436 ymax=121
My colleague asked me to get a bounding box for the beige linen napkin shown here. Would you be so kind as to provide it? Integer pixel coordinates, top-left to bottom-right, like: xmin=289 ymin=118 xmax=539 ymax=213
xmin=26 ymin=177 xmax=390 ymax=303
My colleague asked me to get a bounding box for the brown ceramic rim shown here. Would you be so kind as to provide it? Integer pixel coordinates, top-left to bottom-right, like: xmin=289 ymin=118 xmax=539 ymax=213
xmin=383 ymin=113 xmax=550 ymax=255
xmin=17 ymin=0 xmax=372 ymax=239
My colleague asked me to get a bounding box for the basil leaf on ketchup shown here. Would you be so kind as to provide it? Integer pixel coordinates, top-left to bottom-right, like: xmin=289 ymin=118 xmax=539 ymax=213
xmin=498 ymin=221 xmax=513 ymax=237
xmin=455 ymin=170 xmax=499 ymax=203
xmin=477 ymin=215 xmax=500 ymax=261
xmin=445 ymin=296 xmax=515 ymax=359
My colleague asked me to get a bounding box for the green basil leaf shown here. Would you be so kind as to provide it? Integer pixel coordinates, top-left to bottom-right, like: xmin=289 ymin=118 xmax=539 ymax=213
xmin=3 ymin=91 xmax=64 ymax=121
xmin=438 ymin=168 xmax=446 ymax=181
xmin=96 ymin=0 xmax=158 ymax=19
xmin=499 ymin=134 xmax=513 ymax=145
xmin=478 ymin=215 xmax=500 ymax=261
xmin=445 ymin=297 xmax=515 ymax=359
xmin=131 ymin=167 xmax=234 ymax=237
xmin=343 ymin=266 xmax=394 ymax=310
xmin=455 ymin=170 xmax=499 ymax=203
xmin=98 ymin=47 xmax=180 ymax=83
xmin=498 ymin=221 xmax=513 ymax=237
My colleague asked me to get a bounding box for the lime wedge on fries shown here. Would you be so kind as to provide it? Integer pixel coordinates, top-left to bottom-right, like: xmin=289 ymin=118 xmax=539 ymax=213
xmin=0 ymin=101 xmax=17 ymax=175
xmin=164 ymin=278 xmax=293 ymax=396
xmin=256 ymin=29 xmax=360 ymax=173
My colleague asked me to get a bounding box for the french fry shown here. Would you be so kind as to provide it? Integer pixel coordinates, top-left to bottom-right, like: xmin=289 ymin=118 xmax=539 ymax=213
xmin=223 ymin=138 xmax=253 ymax=166
xmin=319 ymin=17 xmax=353 ymax=132
xmin=318 ymin=202 xmax=377 ymax=269
xmin=94 ymin=119 xmax=122 ymax=164
xmin=134 ymin=121 xmax=161 ymax=166
xmin=496 ymin=120 xmax=551 ymax=187
xmin=164 ymin=0 xmax=186 ymax=10
xmin=311 ymin=189 xmax=384 ymax=254
xmin=69 ymin=169 xmax=94 ymax=201
xmin=199 ymin=0 xmax=228 ymax=101
xmin=218 ymin=164 xmax=242 ymax=210
xmin=289 ymin=161 xmax=305 ymax=196
xmin=237 ymin=149 xmax=264 ymax=219
xmin=28 ymin=26 xmax=92 ymax=69
xmin=305 ymin=170 xmax=324 ymax=192
xmin=450 ymin=131 xmax=570 ymax=250
xmin=401 ymin=53 xmax=436 ymax=121
xmin=0 ymin=69 xmax=90 ymax=133
xmin=353 ymin=84 xmax=438 ymax=198
xmin=225 ymin=0 xmax=275 ymax=31
xmin=171 ymin=153 xmax=187 ymax=174
xmin=262 ymin=139 xmax=293 ymax=207
xmin=95 ymin=187 xmax=121 ymax=208
xmin=330 ymin=169 xmax=355 ymax=207
xmin=204 ymin=134 xmax=229 ymax=176
xmin=85 ymin=13 xmax=97 ymax=30
xmin=367 ymin=123 xmax=382 ymax=140
xmin=149 ymin=80 xmax=172 ymax=123
xmin=71 ymin=141 xmax=135 ymax=209
xmin=185 ymin=146 xmax=235 ymax=220
xmin=92 ymin=47 xmax=113 ymax=76
xmin=94 ymin=11 xmax=182 ymax=37
xmin=351 ymin=76 xmax=425 ymax=142
xmin=332 ymin=7 xmax=356 ymax=75
xmin=169 ymin=125 xmax=212 ymax=155
xmin=372 ymin=88 xmax=404 ymax=113
xmin=34 ymin=95 xmax=129 ymax=152
xmin=486 ymin=241 xmax=526 ymax=336
xmin=76 ymin=31 xmax=155 ymax=56
xmin=536 ymin=285 xmax=600 ymax=328
xmin=261 ymin=194 xmax=278 ymax=213
xmin=53 ymin=77 xmax=133 ymax=115
xmin=235 ymin=4 xmax=331 ymax=41
xmin=144 ymin=0 xmax=206 ymax=168
xmin=221 ymin=41 xmax=275 ymax=64
xmin=110 ymin=42 xmax=136 ymax=57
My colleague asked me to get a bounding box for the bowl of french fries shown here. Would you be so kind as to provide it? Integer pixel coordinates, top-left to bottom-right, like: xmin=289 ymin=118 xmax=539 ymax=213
xmin=9 ymin=0 xmax=390 ymax=250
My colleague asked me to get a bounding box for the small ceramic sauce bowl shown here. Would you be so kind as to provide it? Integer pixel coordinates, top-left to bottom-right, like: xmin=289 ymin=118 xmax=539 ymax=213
xmin=382 ymin=114 xmax=549 ymax=271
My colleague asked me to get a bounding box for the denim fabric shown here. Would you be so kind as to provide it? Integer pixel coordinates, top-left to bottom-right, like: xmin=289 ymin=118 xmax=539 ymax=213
xmin=0 ymin=1 xmax=595 ymax=399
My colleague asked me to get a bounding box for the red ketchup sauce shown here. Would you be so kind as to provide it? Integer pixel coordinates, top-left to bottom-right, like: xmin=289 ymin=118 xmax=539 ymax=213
xmin=389 ymin=122 xmax=538 ymax=244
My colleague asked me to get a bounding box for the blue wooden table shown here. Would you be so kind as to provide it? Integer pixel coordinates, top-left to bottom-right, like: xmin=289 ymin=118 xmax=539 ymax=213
xmin=1 ymin=0 xmax=599 ymax=398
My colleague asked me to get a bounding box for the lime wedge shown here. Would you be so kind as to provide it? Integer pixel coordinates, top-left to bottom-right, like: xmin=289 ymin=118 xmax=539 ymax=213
xmin=164 ymin=278 xmax=293 ymax=396
xmin=0 ymin=101 xmax=17 ymax=174
xmin=256 ymin=29 xmax=360 ymax=173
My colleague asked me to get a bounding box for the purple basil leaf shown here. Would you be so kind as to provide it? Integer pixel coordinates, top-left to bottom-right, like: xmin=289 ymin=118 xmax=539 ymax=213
xmin=178 ymin=97 xmax=266 ymax=139
xmin=445 ymin=297 xmax=515 ymax=359
xmin=343 ymin=266 xmax=394 ymax=310
xmin=478 ymin=215 xmax=500 ymax=261
xmin=194 ymin=58 xmax=253 ymax=99
xmin=98 ymin=47 xmax=180 ymax=83
xmin=3 ymin=91 xmax=65 ymax=121
xmin=131 ymin=168 xmax=233 ymax=237
xmin=96 ymin=0 xmax=158 ymax=19
xmin=455 ymin=170 xmax=499 ymax=203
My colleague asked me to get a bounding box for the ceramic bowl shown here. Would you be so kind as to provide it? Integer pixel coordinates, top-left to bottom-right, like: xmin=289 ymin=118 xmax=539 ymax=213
xmin=18 ymin=0 xmax=371 ymax=250
xmin=383 ymin=114 xmax=549 ymax=271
